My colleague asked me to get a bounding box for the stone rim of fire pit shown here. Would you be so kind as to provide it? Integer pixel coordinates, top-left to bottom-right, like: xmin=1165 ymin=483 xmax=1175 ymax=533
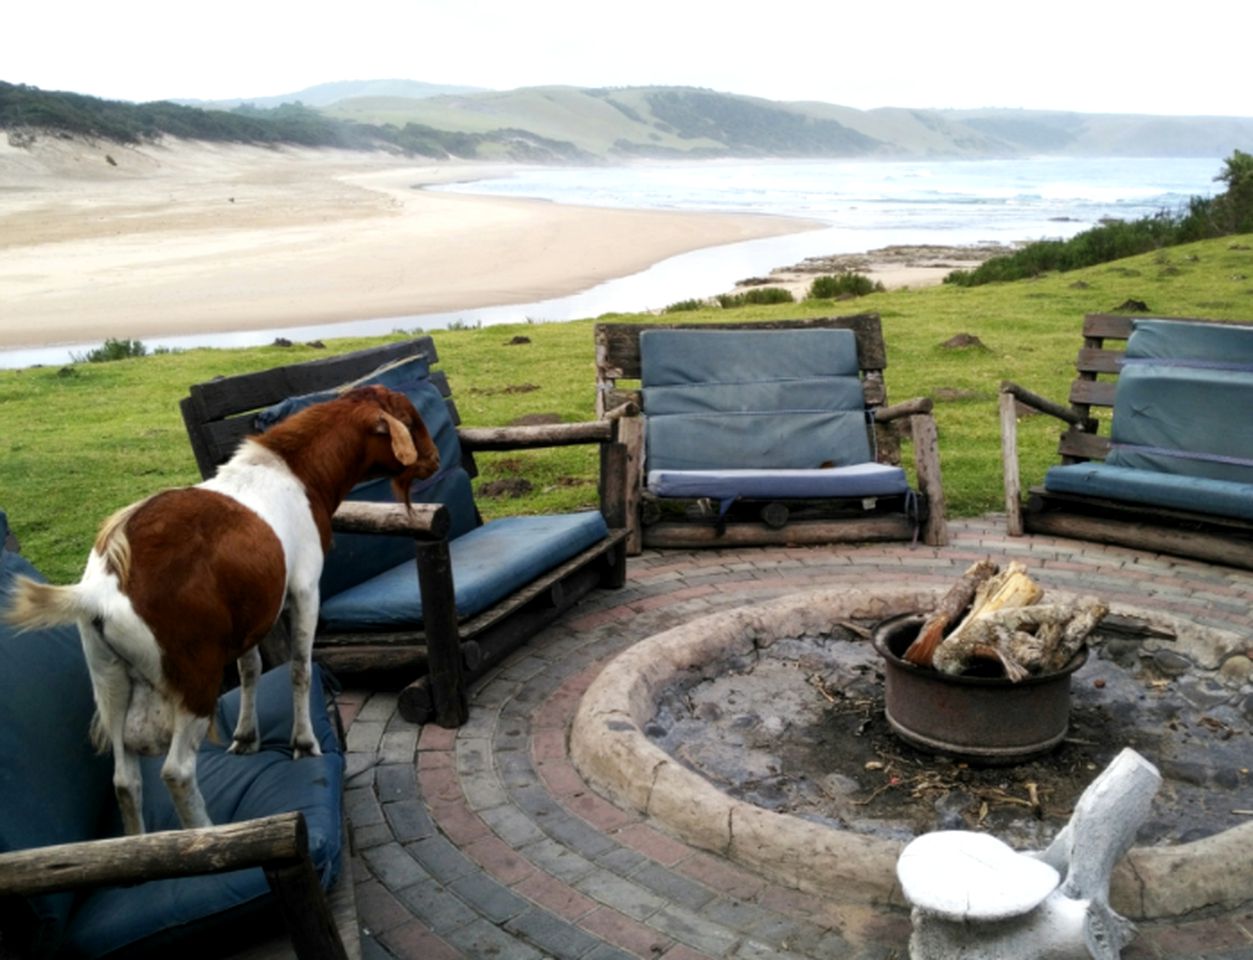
xmin=570 ymin=586 xmax=1253 ymax=920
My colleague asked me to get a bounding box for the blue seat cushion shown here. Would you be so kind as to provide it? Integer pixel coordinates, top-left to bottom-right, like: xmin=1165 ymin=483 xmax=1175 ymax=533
xmin=1043 ymin=462 xmax=1253 ymax=522
xmin=252 ymin=354 xmax=481 ymax=598
xmin=319 ymin=510 xmax=609 ymax=630
xmin=62 ymin=663 xmax=345 ymax=959
xmin=639 ymin=329 xmax=873 ymax=471
xmin=647 ymin=463 xmax=910 ymax=501
xmin=0 ymin=512 xmax=114 ymax=955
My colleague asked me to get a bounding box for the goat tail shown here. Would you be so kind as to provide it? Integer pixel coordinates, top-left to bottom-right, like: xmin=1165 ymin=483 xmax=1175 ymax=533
xmin=2 ymin=576 xmax=90 ymax=631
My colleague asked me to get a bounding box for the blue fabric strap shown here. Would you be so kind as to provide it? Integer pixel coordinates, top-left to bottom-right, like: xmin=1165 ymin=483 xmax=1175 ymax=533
xmin=1109 ymin=442 xmax=1253 ymax=469
xmin=1120 ymin=357 xmax=1253 ymax=373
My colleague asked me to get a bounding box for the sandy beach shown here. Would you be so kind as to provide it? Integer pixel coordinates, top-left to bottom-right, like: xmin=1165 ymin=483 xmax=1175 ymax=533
xmin=0 ymin=136 xmax=830 ymax=351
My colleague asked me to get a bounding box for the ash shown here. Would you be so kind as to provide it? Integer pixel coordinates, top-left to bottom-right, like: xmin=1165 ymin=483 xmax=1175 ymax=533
xmin=646 ymin=626 xmax=1252 ymax=849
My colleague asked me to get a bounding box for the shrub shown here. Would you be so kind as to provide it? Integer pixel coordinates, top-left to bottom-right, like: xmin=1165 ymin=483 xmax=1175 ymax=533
xmin=663 ymin=298 xmax=705 ymax=313
xmin=715 ymin=287 xmax=795 ymax=308
xmin=72 ymin=338 xmax=148 ymax=363
xmin=807 ymin=272 xmax=884 ymax=299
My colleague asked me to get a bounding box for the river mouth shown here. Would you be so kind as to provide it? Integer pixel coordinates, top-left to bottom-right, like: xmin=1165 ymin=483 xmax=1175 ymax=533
xmin=570 ymin=586 xmax=1253 ymax=917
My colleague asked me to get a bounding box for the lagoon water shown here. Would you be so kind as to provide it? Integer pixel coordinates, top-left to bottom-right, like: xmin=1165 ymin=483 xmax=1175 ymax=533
xmin=2 ymin=156 xmax=1223 ymax=368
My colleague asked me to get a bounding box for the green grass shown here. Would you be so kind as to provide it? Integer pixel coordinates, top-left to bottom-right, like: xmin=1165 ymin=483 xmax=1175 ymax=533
xmin=4 ymin=235 xmax=1252 ymax=582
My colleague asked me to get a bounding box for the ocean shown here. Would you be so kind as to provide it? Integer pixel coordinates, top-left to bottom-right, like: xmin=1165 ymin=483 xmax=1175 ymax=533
xmin=0 ymin=156 xmax=1223 ymax=368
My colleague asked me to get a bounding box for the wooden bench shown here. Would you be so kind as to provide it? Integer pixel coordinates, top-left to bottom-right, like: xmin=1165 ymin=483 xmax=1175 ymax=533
xmin=181 ymin=337 xmax=629 ymax=726
xmin=595 ymin=314 xmax=948 ymax=552
xmin=1000 ymin=312 xmax=1253 ymax=569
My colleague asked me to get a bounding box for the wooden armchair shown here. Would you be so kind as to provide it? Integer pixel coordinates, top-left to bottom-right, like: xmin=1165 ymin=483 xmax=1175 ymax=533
xmin=180 ymin=337 xmax=629 ymax=727
xmin=1001 ymin=312 xmax=1253 ymax=569
xmin=594 ymin=314 xmax=948 ymax=553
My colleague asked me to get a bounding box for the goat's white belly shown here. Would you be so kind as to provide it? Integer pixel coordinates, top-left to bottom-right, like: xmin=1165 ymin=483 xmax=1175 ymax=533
xmin=199 ymin=443 xmax=325 ymax=593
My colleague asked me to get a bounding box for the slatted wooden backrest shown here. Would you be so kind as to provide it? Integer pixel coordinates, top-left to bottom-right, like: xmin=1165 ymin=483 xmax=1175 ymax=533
xmin=1059 ymin=313 xmax=1253 ymax=465
xmin=593 ymin=313 xmax=890 ymax=417
xmin=180 ymin=337 xmax=463 ymax=479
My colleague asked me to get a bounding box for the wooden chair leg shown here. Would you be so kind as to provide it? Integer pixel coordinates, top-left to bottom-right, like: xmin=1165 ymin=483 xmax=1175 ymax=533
xmin=910 ymin=413 xmax=949 ymax=547
xmin=999 ymin=389 xmax=1025 ymax=536
xmin=412 ymin=539 xmax=468 ymax=728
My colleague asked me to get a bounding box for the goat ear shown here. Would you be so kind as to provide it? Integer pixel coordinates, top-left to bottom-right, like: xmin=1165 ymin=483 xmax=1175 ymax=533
xmin=377 ymin=413 xmax=418 ymax=465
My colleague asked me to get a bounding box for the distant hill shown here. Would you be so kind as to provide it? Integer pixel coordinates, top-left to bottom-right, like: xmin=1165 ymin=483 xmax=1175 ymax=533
xmin=180 ymin=78 xmax=485 ymax=110
xmin=322 ymin=85 xmax=1253 ymax=159
xmin=5 ymin=78 xmax=1253 ymax=162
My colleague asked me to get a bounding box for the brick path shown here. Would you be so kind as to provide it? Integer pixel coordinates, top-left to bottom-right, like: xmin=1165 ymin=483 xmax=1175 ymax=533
xmin=337 ymin=517 xmax=1253 ymax=960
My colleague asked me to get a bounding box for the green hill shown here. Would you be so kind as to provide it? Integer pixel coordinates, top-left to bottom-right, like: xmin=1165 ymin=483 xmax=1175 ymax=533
xmin=5 ymin=78 xmax=1253 ymax=161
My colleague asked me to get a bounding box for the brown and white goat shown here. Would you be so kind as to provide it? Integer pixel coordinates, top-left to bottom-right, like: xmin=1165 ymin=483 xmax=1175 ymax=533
xmin=4 ymin=386 xmax=439 ymax=834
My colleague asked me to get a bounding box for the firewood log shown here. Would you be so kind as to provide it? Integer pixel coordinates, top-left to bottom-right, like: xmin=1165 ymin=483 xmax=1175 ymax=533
xmin=932 ymin=562 xmax=1044 ymax=675
xmin=902 ymin=559 xmax=999 ymax=666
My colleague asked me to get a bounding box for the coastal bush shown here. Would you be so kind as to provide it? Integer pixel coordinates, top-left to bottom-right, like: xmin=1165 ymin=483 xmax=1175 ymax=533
xmin=807 ymin=272 xmax=885 ymax=299
xmin=716 ymin=287 xmax=795 ymax=308
xmin=662 ymin=298 xmax=705 ymax=312
xmin=946 ymin=151 xmax=1253 ymax=286
xmin=73 ymin=338 xmax=148 ymax=363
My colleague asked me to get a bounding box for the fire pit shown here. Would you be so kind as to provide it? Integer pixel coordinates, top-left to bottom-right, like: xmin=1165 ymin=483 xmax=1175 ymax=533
xmin=873 ymin=611 xmax=1087 ymax=763
xmin=571 ymin=585 xmax=1253 ymax=919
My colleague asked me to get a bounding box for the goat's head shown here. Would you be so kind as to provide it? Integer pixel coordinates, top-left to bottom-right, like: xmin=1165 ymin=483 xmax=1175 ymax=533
xmin=344 ymin=386 xmax=441 ymax=503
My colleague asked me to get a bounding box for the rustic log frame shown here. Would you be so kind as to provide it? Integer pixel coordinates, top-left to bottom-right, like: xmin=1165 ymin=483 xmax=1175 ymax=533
xmin=0 ymin=812 xmax=349 ymax=960
xmin=180 ymin=338 xmax=629 ymax=729
xmin=1000 ymin=312 xmax=1253 ymax=569
xmin=594 ymin=314 xmax=949 ymax=552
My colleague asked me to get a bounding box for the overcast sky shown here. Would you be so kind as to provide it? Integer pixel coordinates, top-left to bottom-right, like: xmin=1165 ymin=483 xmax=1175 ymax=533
xmin=8 ymin=0 xmax=1249 ymax=117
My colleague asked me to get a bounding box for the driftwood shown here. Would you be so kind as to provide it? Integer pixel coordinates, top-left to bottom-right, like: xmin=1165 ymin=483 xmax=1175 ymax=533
xmin=903 ymin=559 xmax=998 ymax=666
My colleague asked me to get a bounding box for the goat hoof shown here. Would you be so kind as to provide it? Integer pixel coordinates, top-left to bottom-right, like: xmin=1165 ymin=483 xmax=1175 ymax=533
xmin=292 ymin=739 xmax=322 ymax=760
xmin=228 ymin=736 xmax=259 ymax=755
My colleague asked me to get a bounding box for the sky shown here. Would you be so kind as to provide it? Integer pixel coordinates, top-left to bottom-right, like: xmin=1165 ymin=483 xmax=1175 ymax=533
xmin=7 ymin=0 xmax=1251 ymax=118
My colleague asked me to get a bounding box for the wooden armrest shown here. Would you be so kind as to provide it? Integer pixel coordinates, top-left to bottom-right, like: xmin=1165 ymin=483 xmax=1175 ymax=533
xmin=874 ymin=397 xmax=934 ymax=422
xmin=332 ymin=501 xmax=449 ymax=540
xmin=1000 ymin=381 xmax=1086 ymax=426
xmin=0 ymin=812 xmax=308 ymax=897
xmin=458 ymin=420 xmax=615 ymax=451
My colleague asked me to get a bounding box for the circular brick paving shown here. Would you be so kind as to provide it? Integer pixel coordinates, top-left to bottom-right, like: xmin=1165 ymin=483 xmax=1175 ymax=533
xmin=338 ymin=517 xmax=1253 ymax=960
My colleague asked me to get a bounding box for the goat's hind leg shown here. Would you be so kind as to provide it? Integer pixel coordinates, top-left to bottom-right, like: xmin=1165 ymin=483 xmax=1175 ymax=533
xmin=81 ymin=626 xmax=146 ymax=835
xmin=287 ymin=592 xmax=322 ymax=760
xmin=228 ymin=645 xmax=262 ymax=754
xmin=162 ymin=706 xmax=213 ymax=829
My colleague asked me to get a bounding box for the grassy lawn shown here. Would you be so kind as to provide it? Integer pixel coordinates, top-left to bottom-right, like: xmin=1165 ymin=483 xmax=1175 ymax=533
xmin=3 ymin=235 xmax=1251 ymax=583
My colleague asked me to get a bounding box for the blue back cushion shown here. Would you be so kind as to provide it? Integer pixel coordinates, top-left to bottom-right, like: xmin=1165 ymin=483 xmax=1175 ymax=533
xmin=1107 ymin=319 xmax=1253 ymax=482
xmin=253 ymin=355 xmax=480 ymax=598
xmin=0 ymin=512 xmax=115 ymax=955
xmin=640 ymin=328 xmax=871 ymax=471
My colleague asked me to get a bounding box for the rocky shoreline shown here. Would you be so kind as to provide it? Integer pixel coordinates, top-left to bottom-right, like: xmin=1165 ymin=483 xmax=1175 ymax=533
xmin=734 ymin=241 xmax=1017 ymax=297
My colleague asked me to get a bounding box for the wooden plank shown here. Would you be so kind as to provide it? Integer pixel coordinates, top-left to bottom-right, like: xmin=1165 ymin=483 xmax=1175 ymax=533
xmin=1075 ymin=347 xmax=1125 ymax=375
xmin=594 ymin=314 xmax=887 ymax=380
xmin=414 ymin=539 xmax=467 ymax=729
xmin=1024 ymin=512 xmax=1253 ymax=571
xmin=1058 ymin=430 xmax=1111 ymax=462
xmin=1082 ymin=313 xmax=1136 ymax=341
xmin=642 ymin=516 xmax=915 ymax=548
xmin=187 ymin=339 xmax=437 ymax=421
xmin=1069 ymin=378 xmax=1116 ymax=408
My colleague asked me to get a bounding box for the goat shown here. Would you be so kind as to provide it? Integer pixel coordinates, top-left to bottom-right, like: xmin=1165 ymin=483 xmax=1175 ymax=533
xmin=4 ymin=385 xmax=439 ymax=834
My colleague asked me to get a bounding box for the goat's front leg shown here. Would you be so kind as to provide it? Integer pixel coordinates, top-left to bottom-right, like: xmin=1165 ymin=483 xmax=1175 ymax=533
xmin=287 ymin=588 xmax=322 ymax=760
xmin=228 ymin=645 xmax=262 ymax=754
xmin=162 ymin=706 xmax=213 ymax=829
